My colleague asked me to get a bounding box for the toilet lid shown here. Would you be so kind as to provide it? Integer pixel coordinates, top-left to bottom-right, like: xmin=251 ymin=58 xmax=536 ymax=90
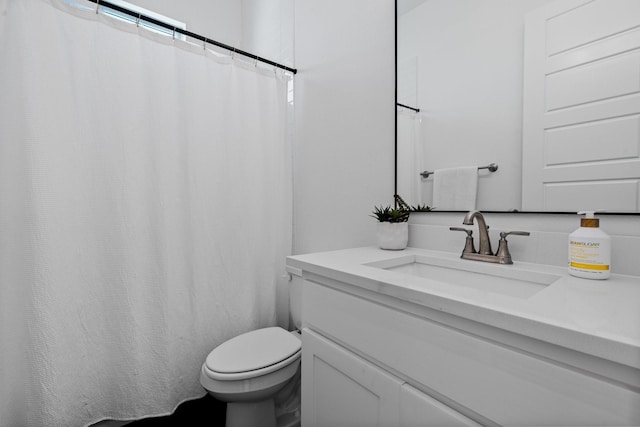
xmin=205 ymin=327 xmax=301 ymax=374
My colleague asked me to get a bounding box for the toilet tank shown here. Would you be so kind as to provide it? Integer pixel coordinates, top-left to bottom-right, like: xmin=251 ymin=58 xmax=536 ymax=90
xmin=287 ymin=267 xmax=303 ymax=330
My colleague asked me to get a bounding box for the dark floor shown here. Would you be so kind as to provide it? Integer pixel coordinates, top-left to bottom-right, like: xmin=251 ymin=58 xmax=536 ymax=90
xmin=127 ymin=394 xmax=226 ymax=426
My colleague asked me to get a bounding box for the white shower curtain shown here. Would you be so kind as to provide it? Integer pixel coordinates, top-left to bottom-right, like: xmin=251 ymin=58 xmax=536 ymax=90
xmin=397 ymin=109 xmax=424 ymax=207
xmin=0 ymin=1 xmax=292 ymax=426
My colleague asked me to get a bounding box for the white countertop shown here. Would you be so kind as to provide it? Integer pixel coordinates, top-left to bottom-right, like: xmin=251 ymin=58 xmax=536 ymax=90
xmin=287 ymin=246 xmax=640 ymax=369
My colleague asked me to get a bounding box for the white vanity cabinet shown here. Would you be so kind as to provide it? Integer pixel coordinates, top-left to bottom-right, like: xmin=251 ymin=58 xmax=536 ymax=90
xmin=399 ymin=383 xmax=481 ymax=427
xmin=302 ymin=328 xmax=402 ymax=427
xmin=303 ymin=327 xmax=480 ymax=427
xmin=299 ymin=272 xmax=640 ymax=427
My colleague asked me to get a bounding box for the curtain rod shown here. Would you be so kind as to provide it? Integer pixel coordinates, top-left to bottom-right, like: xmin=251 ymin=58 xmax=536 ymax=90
xmin=397 ymin=103 xmax=419 ymax=113
xmin=87 ymin=0 xmax=297 ymax=74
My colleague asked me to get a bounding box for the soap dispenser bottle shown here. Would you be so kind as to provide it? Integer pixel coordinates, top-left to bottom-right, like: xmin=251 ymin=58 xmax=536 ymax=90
xmin=568 ymin=211 xmax=611 ymax=280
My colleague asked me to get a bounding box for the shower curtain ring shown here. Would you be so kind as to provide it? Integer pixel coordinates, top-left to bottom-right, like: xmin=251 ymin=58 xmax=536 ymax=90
xmin=203 ymin=38 xmax=207 ymax=50
xmin=95 ymin=0 xmax=100 ymax=14
xmin=136 ymin=13 xmax=141 ymax=27
xmin=172 ymin=27 xmax=176 ymax=40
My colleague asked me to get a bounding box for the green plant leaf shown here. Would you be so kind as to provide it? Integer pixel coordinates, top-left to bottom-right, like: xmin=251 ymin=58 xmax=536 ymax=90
xmin=371 ymin=204 xmax=409 ymax=223
xmin=410 ymin=203 xmax=433 ymax=212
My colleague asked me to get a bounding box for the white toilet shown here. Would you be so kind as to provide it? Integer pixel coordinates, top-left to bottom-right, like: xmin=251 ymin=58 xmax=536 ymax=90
xmin=200 ymin=273 xmax=303 ymax=427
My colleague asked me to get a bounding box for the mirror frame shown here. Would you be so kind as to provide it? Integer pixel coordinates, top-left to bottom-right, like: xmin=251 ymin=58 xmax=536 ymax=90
xmin=393 ymin=0 xmax=638 ymax=217
xmin=394 ymin=0 xmax=398 ymax=203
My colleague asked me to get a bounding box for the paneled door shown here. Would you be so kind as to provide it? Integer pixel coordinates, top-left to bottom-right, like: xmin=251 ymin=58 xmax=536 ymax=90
xmin=522 ymin=0 xmax=640 ymax=211
xmin=301 ymin=329 xmax=402 ymax=427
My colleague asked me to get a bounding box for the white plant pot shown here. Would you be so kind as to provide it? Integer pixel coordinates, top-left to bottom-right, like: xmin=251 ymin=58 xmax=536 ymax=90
xmin=376 ymin=222 xmax=408 ymax=250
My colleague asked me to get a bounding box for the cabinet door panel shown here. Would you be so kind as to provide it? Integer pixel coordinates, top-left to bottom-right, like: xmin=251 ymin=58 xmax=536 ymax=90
xmin=303 ymin=279 xmax=640 ymax=426
xmin=400 ymin=384 xmax=481 ymax=427
xmin=302 ymin=328 xmax=402 ymax=427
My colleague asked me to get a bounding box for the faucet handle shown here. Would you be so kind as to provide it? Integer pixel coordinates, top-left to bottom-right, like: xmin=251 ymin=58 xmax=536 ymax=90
xmin=449 ymin=227 xmax=477 ymax=255
xmin=496 ymin=231 xmax=530 ymax=264
xmin=499 ymin=231 xmax=530 ymax=238
xmin=450 ymin=226 xmax=473 ymax=237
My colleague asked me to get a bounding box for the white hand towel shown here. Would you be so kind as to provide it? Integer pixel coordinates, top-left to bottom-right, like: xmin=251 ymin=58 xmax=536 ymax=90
xmin=432 ymin=166 xmax=478 ymax=210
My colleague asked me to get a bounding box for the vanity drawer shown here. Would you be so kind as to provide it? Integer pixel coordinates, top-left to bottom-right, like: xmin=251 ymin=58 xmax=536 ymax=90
xmin=302 ymin=279 xmax=640 ymax=426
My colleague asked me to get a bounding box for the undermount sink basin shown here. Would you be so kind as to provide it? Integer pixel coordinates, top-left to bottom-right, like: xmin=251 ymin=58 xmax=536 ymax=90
xmin=366 ymin=254 xmax=562 ymax=299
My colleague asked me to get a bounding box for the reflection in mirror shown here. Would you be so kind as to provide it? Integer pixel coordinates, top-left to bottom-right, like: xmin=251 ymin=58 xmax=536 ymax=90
xmin=396 ymin=0 xmax=640 ymax=213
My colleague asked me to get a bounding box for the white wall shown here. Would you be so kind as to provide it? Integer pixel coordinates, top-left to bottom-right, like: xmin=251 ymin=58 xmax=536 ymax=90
xmin=293 ymin=0 xmax=396 ymax=255
xmin=398 ymin=0 xmax=554 ymax=211
xmin=242 ymin=0 xmax=294 ymax=67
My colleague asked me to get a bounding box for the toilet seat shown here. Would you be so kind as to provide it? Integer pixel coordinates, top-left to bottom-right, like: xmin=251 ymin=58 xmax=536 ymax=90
xmin=203 ymin=327 xmax=301 ymax=381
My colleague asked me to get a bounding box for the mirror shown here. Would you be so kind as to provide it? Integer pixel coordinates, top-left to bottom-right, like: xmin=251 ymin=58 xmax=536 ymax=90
xmin=396 ymin=0 xmax=640 ymax=213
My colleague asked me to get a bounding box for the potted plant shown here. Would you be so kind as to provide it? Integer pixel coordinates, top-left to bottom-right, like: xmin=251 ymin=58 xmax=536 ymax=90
xmin=371 ymin=196 xmax=432 ymax=250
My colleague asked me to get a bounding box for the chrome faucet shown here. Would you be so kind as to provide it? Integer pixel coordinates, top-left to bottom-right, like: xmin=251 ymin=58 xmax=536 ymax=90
xmin=449 ymin=210 xmax=530 ymax=265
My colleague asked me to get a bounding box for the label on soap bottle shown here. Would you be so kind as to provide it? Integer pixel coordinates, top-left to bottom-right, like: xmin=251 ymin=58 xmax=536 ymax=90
xmin=568 ymin=237 xmax=611 ymax=279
